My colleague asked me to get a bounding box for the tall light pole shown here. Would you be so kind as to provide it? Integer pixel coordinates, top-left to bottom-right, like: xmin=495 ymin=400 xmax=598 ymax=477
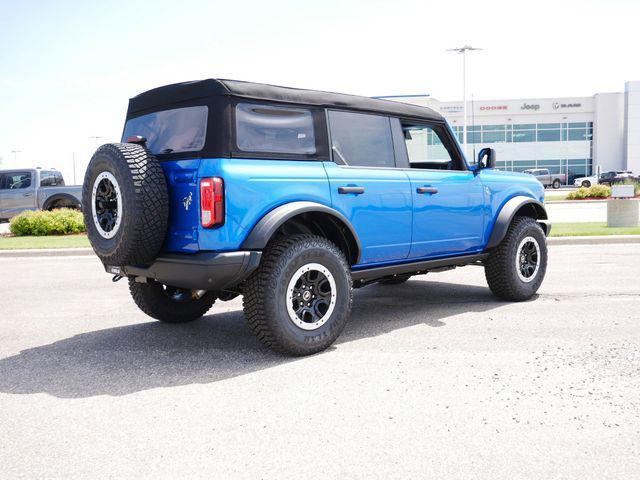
xmin=447 ymin=45 xmax=482 ymax=160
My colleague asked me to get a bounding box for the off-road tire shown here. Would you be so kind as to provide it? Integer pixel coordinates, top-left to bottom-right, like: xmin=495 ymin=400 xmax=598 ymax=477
xmin=128 ymin=279 xmax=216 ymax=323
xmin=552 ymin=179 xmax=561 ymax=189
xmin=82 ymin=143 xmax=168 ymax=266
xmin=243 ymin=234 xmax=353 ymax=356
xmin=378 ymin=274 xmax=412 ymax=285
xmin=484 ymin=216 xmax=547 ymax=301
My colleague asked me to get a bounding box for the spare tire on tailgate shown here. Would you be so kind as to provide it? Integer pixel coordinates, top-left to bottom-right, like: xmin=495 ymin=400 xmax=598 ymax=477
xmin=82 ymin=142 xmax=169 ymax=266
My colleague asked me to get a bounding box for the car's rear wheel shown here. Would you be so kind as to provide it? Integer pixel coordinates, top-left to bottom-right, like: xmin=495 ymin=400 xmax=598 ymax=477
xmin=128 ymin=278 xmax=216 ymax=323
xmin=243 ymin=234 xmax=352 ymax=356
xmin=552 ymin=179 xmax=561 ymax=189
xmin=484 ymin=216 xmax=547 ymax=301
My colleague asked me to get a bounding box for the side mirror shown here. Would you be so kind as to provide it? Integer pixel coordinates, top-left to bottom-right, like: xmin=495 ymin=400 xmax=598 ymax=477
xmin=477 ymin=147 xmax=496 ymax=170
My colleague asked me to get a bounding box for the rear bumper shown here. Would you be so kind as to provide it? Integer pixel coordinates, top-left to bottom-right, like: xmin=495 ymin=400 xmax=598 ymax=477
xmin=106 ymin=251 xmax=262 ymax=291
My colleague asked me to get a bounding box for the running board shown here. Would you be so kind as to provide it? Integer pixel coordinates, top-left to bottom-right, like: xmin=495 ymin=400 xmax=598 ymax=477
xmin=350 ymin=253 xmax=488 ymax=283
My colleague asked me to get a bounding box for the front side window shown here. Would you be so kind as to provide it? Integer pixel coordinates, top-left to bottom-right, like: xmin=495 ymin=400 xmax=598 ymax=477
xmin=236 ymin=103 xmax=316 ymax=155
xmin=1 ymin=172 xmax=32 ymax=189
xmin=402 ymin=124 xmax=458 ymax=170
xmin=122 ymin=106 xmax=208 ymax=155
xmin=328 ymin=110 xmax=394 ymax=168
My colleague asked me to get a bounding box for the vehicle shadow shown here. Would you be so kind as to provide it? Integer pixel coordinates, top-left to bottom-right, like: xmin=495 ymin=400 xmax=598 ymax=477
xmin=0 ymin=279 xmax=505 ymax=398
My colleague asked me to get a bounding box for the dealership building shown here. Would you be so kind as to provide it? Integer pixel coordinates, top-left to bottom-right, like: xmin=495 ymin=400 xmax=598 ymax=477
xmin=386 ymin=81 xmax=640 ymax=184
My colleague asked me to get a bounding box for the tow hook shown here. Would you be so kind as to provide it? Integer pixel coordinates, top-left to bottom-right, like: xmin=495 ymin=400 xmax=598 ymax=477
xmin=112 ymin=274 xmax=124 ymax=283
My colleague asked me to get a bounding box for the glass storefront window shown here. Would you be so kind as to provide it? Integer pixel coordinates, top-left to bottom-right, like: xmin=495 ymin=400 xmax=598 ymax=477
xmin=537 ymin=129 xmax=561 ymax=142
xmin=513 ymin=130 xmax=535 ymax=142
xmin=482 ymin=131 xmax=506 ymax=143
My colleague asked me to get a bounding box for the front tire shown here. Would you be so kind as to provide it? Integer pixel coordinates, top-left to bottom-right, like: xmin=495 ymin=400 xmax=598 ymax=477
xmin=243 ymin=234 xmax=352 ymax=356
xmin=581 ymin=180 xmax=591 ymax=188
xmin=128 ymin=279 xmax=216 ymax=323
xmin=484 ymin=216 xmax=547 ymax=301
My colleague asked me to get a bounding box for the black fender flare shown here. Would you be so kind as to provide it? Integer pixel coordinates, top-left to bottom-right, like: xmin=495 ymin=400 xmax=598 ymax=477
xmin=241 ymin=201 xmax=362 ymax=263
xmin=486 ymin=196 xmax=550 ymax=249
xmin=42 ymin=193 xmax=82 ymax=210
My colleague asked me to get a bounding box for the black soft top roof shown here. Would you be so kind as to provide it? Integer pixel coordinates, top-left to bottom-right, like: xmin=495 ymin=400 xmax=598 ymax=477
xmin=127 ymin=79 xmax=442 ymax=121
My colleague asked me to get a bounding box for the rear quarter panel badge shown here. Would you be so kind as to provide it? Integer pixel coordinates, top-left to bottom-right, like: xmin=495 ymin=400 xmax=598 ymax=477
xmin=183 ymin=192 xmax=193 ymax=211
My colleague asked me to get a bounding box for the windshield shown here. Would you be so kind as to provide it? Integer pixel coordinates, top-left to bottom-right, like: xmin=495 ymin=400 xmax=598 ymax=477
xmin=122 ymin=106 xmax=208 ymax=155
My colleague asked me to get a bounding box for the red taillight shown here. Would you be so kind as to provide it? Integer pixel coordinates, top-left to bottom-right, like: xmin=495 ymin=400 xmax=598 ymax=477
xmin=200 ymin=177 xmax=224 ymax=228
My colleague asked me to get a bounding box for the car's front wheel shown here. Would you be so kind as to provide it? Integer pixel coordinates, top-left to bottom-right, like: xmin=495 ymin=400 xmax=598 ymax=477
xmin=581 ymin=180 xmax=591 ymax=188
xmin=128 ymin=278 xmax=216 ymax=323
xmin=484 ymin=216 xmax=547 ymax=301
xmin=243 ymin=234 xmax=352 ymax=356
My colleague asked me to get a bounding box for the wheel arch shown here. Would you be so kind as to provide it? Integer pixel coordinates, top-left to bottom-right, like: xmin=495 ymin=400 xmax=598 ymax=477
xmin=486 ymin=196 xmax=549 ymax=249
xmin=241 ymin=201 xmax=362 ymax=265
xmin=42 ymin=193 xmax=81 ymax=211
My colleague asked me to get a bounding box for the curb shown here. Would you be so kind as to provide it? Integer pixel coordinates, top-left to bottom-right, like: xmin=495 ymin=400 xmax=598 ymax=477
xmin=0 ymin=248 xmax=94 ymax=258
xmin=548 ymin=235 xmax=640 ymax=245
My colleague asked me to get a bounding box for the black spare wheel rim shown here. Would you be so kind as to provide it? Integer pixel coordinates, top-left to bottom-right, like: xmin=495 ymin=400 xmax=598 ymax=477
xmin=92 ymin=172 xmax=122 ymax=239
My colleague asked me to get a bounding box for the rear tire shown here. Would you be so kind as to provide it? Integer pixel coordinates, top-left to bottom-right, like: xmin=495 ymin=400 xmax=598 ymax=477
xmin=243 ymin=234 xmax=352 ymax=356
xmin=552 ymin=179 xmax=561 ymax=189
xmin=128 ymin=279 xmax=216 ymax=323
xmin=484 ymin=216 xmax=547 ymax=301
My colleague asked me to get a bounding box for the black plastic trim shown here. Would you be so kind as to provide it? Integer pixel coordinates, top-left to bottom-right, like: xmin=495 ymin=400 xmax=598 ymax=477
xmin=115 ymin=251 xmax=262 ymax=291
xmin=350 ymin=253 xmax=488 ymax=282
xmin=241 ymin=201 xmax=362 ymax=263
xmin=486 ymin=197 xmax=549 ymax=249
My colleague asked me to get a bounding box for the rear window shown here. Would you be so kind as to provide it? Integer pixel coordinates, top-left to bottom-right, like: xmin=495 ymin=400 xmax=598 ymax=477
xmin=235 ymin=103 xmax=316 ymax=155
xmin=122 ymin=106 xmax=208 ymax=155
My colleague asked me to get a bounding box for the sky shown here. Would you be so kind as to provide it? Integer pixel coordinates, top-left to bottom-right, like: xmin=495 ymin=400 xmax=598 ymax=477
xmin=1 ymin=0 xmax=639 ymax=182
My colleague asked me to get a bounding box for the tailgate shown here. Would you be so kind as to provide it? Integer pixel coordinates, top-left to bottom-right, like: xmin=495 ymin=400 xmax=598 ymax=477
xmin=161 ymin=159 xmax=201 ymax=253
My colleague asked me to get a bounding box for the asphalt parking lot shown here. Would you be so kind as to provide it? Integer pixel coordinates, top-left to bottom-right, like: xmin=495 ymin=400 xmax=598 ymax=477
xmin=1 ymin=244 xmax=639 ymax=479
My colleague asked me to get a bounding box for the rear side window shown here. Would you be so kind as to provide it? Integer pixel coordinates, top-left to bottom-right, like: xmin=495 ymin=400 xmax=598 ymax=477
xmin=235 ymin=103 xmax=316 ymax=155
xmin=122 ymin=106 xmax=208 ymax=155
xmin=328 ymin=111 xmax=394 ymax=168
xmin=40 ymin=170 xmax=63 ymax=187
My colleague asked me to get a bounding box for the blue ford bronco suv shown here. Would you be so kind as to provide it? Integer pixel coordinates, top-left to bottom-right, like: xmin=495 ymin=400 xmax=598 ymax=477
xmin=83 ymin=79 xmax=550 ymax=356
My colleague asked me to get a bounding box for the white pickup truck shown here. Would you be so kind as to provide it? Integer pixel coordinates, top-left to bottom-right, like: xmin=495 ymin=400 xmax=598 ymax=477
xmin=523 ymin=168 xmax=567 ymax=189
xmin=0 ymin=168 xmax=82 ymax=221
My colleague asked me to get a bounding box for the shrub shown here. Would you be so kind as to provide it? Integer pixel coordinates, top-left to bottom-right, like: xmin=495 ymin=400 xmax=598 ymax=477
xmin=566 ymin=184 xmax=611 ymax=200
xmin=566 ymin=187 xmax=589 ymax=200
xmin=587 ymin=184 xmax=611 ymax=198
xmin=9 ymin=209 xmax=86 ymax=236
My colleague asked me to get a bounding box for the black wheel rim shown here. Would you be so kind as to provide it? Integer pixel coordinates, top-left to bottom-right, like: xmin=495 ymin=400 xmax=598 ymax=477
xmin=287 ymin=263 xmax=337 ymax=330
xmin=93 ymin=176 xmax=120 ymax=235
xmin=517 ymin=237 xmax=540 ymax=282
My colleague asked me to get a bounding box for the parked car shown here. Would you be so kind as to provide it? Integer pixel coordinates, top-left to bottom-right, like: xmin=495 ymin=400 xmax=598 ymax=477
xmin=0 ymin=168 xmax=82 ymax=221
xmin=599 ymin=170 xmax=636 ymax=186
xmin=83 ymin=79 xmax=550 ymax=356
xmin=522 ymin=168 xmax=566 ymax=189
xmin=574 ymin=171 xmax=637 ymax=188
xmin=573 ymin=175 xmax=597 ymax=188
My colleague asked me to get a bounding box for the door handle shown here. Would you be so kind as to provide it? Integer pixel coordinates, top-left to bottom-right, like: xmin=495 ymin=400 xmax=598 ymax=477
xmin=23 ymin=193 xmax=33 ymax=197
xmin=338 ymin=186 xmax=365 ymax=195
xmin=416 ymin=186 xmax=438 ymax=194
